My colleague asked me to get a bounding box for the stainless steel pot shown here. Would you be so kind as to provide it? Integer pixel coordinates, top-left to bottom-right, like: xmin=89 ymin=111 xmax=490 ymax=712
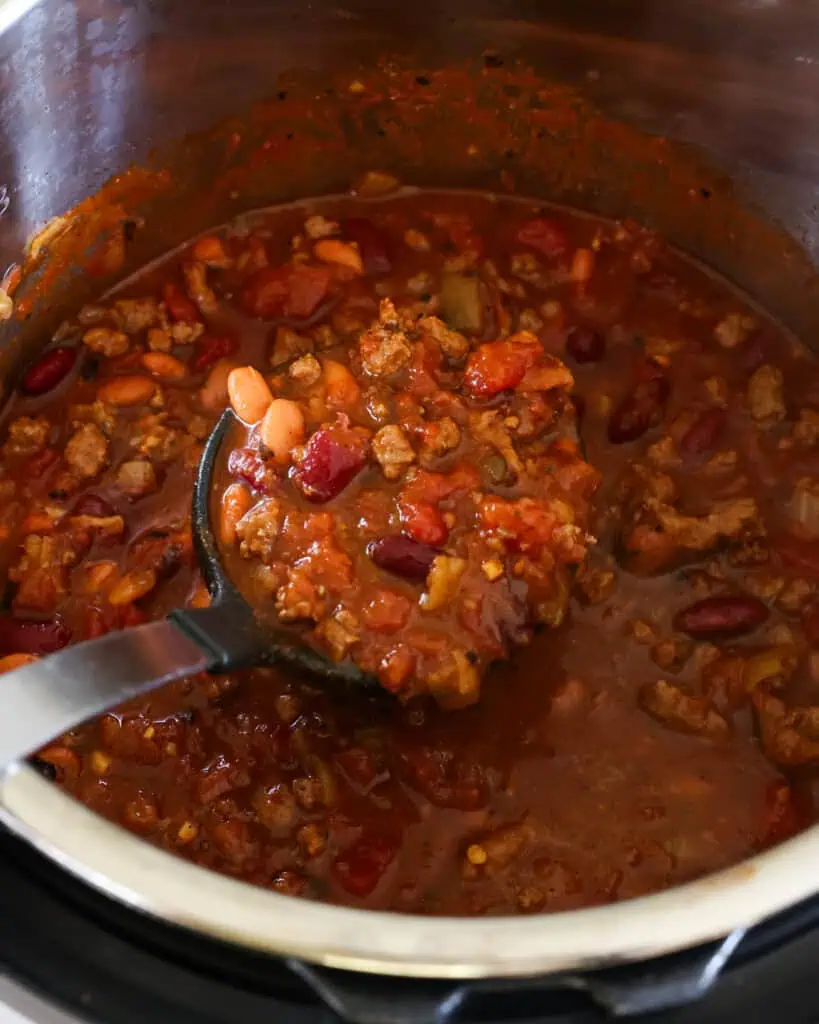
xmin=1 ymin=0 xmax=819 ymax=982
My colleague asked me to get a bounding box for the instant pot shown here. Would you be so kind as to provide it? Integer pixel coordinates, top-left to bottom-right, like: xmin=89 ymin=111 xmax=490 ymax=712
xmin=3 ymin=0 xmax=819 ymax=1019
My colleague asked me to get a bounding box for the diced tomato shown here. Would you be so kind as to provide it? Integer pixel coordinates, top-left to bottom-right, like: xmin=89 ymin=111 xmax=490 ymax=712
xmin=191 ymin=333 xmax=238 ymax=373
xmin=464 ymin=338 xmax=542 ymax=398
xmin=361 ymin=589 xmax=413 ymax=633
xmin=479 ymin=496 xmax=557 ymax=554
xmin=333 ymin=833 xmax=397 ymax=897
xmin=516 ymin=217 xmax=570 ymax=258
xmin=163 ymin=283 xmax=200 ymax=323
xmin=241 ymin=264 xmax=332 ymax=320
xmin=400 ymin=502 xmax=448 ymax=546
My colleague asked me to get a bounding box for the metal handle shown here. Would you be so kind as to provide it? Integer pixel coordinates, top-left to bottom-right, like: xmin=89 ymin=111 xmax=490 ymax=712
xmin=0 ymin=619 xmax=213 ymax=765
xmin=287 ymin=929 xmax=748 ymax=1022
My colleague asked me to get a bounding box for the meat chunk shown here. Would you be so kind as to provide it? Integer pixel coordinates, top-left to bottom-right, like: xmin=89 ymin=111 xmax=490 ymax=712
xmin=747 ymin=365 xmax=785 ymax=426
xmin=754 ymin=689 xmax=819 ymax=765
xmin=419 ymin=417 xmax=461 ymax=465
xmin=183 ymin=261 xmax=218 ymax=314
xmin=417 ymin=315 xmax=470 ymax=361
xmin=82 ymin=327 xmax=129 ymax=357
xmin=288 ymin=354 xmax=322 ymax=387
xmin=714 ymin=312 xmax=756 ymax=349
xmin=469 ymin=410 xmax=522 ymax=476
xmin=793 ymin=408 xmax=819 ymax=447
xmin=116 ymin=460 xmax=157 ymax=497
xmin=421 ymin=555 xmax=467 ymax=612
xmin=3 ymin=416 xmax=50 ymax=457
xmin=359 ymin=299 xmax=413 ymax=377
xmin=316 ymin=608 xmax=360 ymax=661
xmin=639 ymin=679 xmax=729 ymax=739
xmin=372 ymin=425 xmax=416 ymax=481
xmin=64 ymin=423 xmax=109 ymax=479
xmin=114 ymin=297 xmax=161 ymax=334
xmin=618 ymin=463 xmax=761 ymax=574
xmin=236 ymin=499 xmax=281 ymax=561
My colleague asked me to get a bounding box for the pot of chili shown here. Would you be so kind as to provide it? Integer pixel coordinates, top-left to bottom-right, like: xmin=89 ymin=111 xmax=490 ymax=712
xmin=1 ymin=0 xmax=819 ymax=988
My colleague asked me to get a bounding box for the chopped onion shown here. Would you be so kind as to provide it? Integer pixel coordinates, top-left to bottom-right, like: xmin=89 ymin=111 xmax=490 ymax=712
xmin=743 ymin=646 xmax=798 ymax=691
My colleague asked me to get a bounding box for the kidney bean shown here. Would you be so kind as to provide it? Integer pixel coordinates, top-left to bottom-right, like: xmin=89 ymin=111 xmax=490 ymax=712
xmin=0 ymin=614 xmax=71 ymax=656
xmin=565 ymin=325 xmax=605 ymax=364
xmin=333 ymin=833 xmax=397 ymax=898
xmin=292 ymin=429 xmax=368 ymax=503
xmin=342 ymin=218 xmax=392 ymax=275
xmin=607 ymin=376 xmax=670 ymax=444
xmin=515 ymin=217 xmax=569 ymax=258
xmin=163 ymin=283 xmax=200 ymax=323
xmin=228 ymin=448 xmax=278 ymax=494
xmin=227 ymin=367 xmax=273 ymax=425
xmin=191 ymin=334 xmax=238 ymax=374
xmin=368 ymin=535 xmax=439 ymax=581
xmin=21 ymin=347 xmax=77 ymax=396
xmin=73 ymin=493 xmax=116 ymax=518
xmin=673 ymin=595 xmax=769 ymax=638
xmin=679 ymin=407 xmax=727 ymax=459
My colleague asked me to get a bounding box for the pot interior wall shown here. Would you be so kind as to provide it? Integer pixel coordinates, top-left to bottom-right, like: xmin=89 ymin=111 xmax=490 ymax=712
xmin=2 ymin=0 xmax=819 ymax=386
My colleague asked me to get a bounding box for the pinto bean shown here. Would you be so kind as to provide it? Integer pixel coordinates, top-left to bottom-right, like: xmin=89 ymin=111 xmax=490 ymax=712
xmin=259 ymin=400 xmax=306 ymax=463
xmin=141 ymin=352 xmax=186 ymax=381
xmin=227 ymin=367 xmax=273 ymax=424
xmin=219 ymin=483 xmax=253 ymax=546
xmin=314 ymin=239 xmax=365 ymax=275
xmin=98 ymin=375 xmax=156 ymax=407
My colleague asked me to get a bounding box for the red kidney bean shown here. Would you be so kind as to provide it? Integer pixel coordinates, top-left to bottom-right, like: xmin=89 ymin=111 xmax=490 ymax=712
xmin=163 ymin=283 xmax=199 ymax=323
xmin=73 ymin=493 xmax=116 ymax=518
xmin=227 ymin=448 xmax=278 ymax=494
xmin=368 ymin=535 xmax=440 ymax=581
xmin=673 ymin=595 xmax=769 ymax=638
xmin=191 ymin=333 xmax=238 ymax=373
xmin=607 ymin=376 xmax=670 ymax=444
xmin=0 ymin=615 xmax=71 ymax=656
xmin=21 ymin=347 xmax=77 ymax=396
xmin=565 ymin=325 xmax=605 ymax=364
xmin=333 ymin=833 xmax=397 ymax=897
xmin=292 ymin=429 xmax=367 ymax=503
xmin=342 ymin=218 xmax=392 ymax=275
xmin=679 ymin=407 xmax=727 ymax=459
xmin=515 ymin=217 xmax=569 ymax=258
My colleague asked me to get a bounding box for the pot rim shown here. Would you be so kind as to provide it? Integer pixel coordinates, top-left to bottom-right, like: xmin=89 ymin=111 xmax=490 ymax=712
xmin=1 ymin=762 xmax=817 ymax=977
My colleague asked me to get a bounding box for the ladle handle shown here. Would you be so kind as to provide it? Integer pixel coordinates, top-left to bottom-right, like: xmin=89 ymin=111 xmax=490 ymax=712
xmin=0 ymin=619 xmax=215 ymax=766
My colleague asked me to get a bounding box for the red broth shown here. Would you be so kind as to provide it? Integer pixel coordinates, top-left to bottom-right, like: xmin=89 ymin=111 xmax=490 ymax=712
xmin=1 ymin=189 xmax=816 ymax=914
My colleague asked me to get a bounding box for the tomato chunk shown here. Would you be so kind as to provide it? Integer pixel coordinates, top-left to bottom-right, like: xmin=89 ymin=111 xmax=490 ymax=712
xmin=242 ymin=264 xmax=332 ymax=320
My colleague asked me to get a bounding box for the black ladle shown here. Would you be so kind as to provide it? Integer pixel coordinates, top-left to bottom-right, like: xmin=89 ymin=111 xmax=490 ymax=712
xmin=0 ymin=409 xmax=373 ymax=767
